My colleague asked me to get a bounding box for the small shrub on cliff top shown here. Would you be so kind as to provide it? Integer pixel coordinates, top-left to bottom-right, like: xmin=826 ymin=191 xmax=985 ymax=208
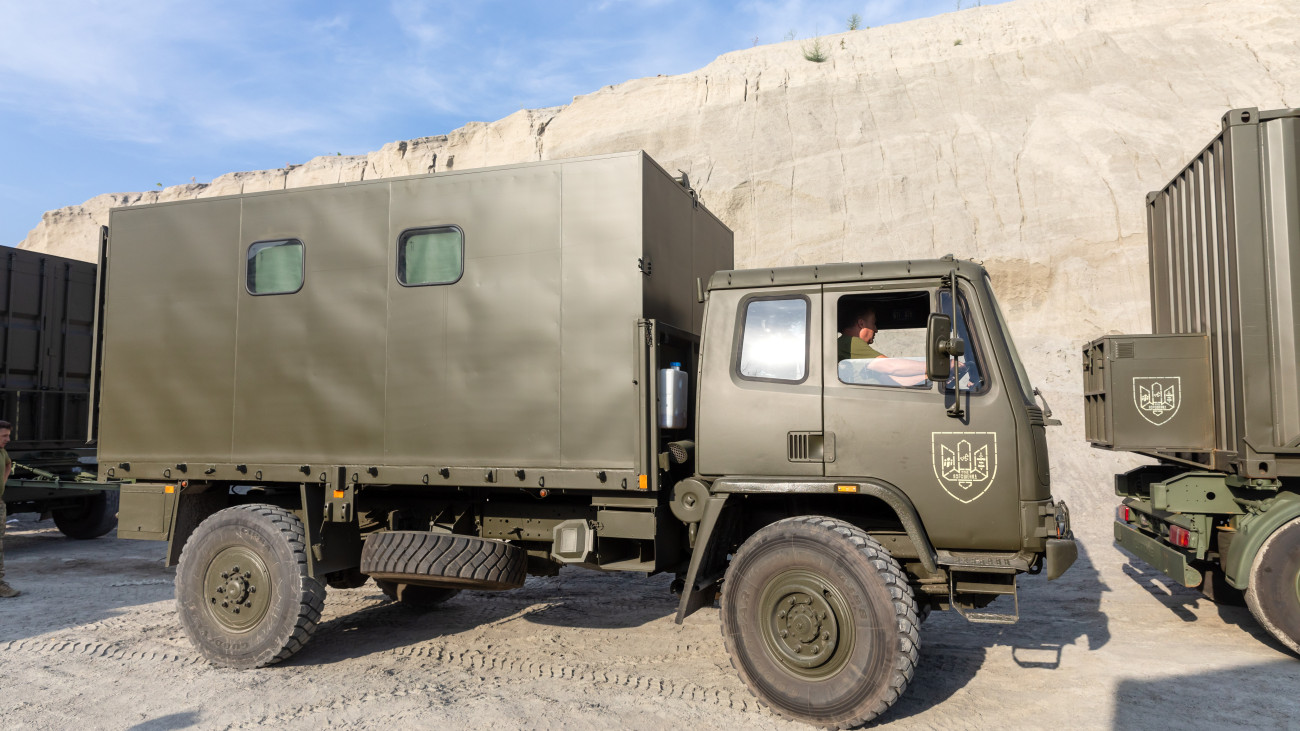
xmin=847 ymin=14 xmax=861 ymax=31
xmin=802 ymin=37 xmax=829 ymax=62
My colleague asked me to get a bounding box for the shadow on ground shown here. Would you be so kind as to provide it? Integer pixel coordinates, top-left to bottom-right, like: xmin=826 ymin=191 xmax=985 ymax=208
xmin=1112 ymin=661 xmax=1300 ymax=729
xmin=886 ymin=538 xmax=1111 ymax=722
xmin=291 ymin=570 xmax=681 ymax=666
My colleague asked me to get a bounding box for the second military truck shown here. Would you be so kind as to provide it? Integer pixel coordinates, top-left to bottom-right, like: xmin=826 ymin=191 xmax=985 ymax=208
xmin=105 ymin=151 xmax=1076 ymax=728
xmin=1087 ymin=108 xmax=1300 ymax=657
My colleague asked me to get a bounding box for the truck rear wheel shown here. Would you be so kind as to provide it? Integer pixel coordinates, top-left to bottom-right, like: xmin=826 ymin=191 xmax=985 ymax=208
xmin=376 ymin=580 xmax=461 ymax=608
xmin=51 ymin=490 xmax=119 ymax=539
xmin=1245 ymin=518 xmax=1300 ymax=655
xmin=720 ymin=516 xmax=920 ymax=728
xmin=360 ymin=531 xmax=526 ymax=591
xmin=175 ymin=504 xmax=326 ymax=669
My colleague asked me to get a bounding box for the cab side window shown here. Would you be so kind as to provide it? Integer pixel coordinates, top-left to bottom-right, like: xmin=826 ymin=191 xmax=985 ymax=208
xmin=835 ymin=292 xmax=930 ymax=388
xmin=738 ymin=297 xmax=808 ymax=382
xmin=246 ymin=239 xmax=304 ymax=295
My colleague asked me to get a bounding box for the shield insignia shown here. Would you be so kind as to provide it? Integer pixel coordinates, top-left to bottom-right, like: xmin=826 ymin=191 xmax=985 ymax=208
xmin=1133 ymin=376 xmax=1181 ymax=426
xmin=931 ymin=432 xmax=997 ymax=504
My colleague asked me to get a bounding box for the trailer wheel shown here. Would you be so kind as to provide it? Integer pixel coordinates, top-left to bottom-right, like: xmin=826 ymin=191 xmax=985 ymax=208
xmin=175 ymin=504 xmax=326 ymax=669
xmin=361 ymin=531 xmax=526 ymax=591
xmin=720 ymin=516 xmax=920 ymax=729
xmin=51 ymin=490 xmax=119 ymax=539
xmin=376 ymin=580 xmax=461 ymax=608
xmin=1245 ymin=518 xmax=1300 ymax=656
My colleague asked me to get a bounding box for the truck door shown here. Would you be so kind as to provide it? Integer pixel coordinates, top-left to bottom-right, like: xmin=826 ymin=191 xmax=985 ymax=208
xmin=822 ymin=281 xmax=1021 ymax=550
xmin=696 ymin=286 xmax=823 ymax=477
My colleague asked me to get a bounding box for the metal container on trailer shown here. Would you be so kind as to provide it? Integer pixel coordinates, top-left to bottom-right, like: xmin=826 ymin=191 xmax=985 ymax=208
xmin=1142 ymin=107 xmax=1300 ymax=478
xmin=0 ymin=245 xmax=97 ymax=455
xmin=96 ymin=152 xmax=733 ymax=489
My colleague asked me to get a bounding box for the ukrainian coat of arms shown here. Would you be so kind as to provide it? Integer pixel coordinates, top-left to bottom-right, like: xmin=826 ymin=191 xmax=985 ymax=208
xmin=931 ymin=432 xmax=997 ymax=504
xmin=1133 ymin=376 xmax=1181 ymax=426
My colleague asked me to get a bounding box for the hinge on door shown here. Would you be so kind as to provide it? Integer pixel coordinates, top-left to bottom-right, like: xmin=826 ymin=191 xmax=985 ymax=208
xmin=638 ymin=257 xmax=653 ymax=276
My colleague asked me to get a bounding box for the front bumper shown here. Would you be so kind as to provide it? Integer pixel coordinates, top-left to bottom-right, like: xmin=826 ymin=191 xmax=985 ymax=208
xmin=1045 ymin=499 xmax=1077 ymax=580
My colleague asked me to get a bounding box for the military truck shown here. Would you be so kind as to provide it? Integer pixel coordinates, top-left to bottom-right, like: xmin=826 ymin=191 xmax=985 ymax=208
xmin=103 ymin=151 xmax=1075 ymax=728
xmin=1087 ymin=107 xmax=1300 ymax=656
xmin=1 ymin=245 xmax=118 ymax=539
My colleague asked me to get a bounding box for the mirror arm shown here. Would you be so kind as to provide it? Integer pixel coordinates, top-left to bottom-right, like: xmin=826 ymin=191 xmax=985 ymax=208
xmin=944 ymin=269 xmax=965 ymax=419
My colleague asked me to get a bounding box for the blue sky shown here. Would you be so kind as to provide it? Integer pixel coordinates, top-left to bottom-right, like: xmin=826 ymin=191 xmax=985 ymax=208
xmin=0 ymin=0 xmax=1007 ymax=247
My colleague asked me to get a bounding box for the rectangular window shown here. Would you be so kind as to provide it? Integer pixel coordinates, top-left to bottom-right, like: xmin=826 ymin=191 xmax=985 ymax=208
xmin=836 ymin=292 xmax=931 ymax=388
xmin=739 ymin=297 xmax=808 ymax=382
xmin=246 ymin=239 xmax=304 ymax=295
xmin=398 ymin=226 xmax=463 ymax=286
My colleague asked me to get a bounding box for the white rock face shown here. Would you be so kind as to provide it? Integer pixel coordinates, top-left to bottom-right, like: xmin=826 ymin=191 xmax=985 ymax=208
xmin=16 ymin=0 xmax=1300 ymax=526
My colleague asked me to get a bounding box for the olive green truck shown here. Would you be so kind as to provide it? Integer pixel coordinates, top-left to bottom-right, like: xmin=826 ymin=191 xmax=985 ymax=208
xmin=1088 ymin=107 xmax=1300 ymax=656
xmin=103 ymin=151 xmax=1076 ymax=728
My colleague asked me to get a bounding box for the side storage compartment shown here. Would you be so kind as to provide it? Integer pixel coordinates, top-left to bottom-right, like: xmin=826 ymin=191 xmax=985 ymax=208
xmin=117 ymin=483 xmax=177 ymax=541
xmin=1083 ymin=334 xmax=1213 ymax=451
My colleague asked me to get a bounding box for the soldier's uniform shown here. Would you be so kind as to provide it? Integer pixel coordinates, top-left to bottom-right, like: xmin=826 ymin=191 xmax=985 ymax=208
xmin=0 ymin=446 xmax=15 ymax=597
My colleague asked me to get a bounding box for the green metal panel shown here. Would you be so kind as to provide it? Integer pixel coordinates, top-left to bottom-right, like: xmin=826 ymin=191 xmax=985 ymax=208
xmin=558 ymin=155 xmax=645 ymax=469
xmin=117 ymin=483 xmax=175 ymax=541
xmin=99 ymin=198 xmax=241 ymax=465
xmin=0 ymin=246 xmax=97 ymax=455
xmin=234 ymin=183 xmax=389 ymax=464
xmin=1083 ymin=334 xmax=1213 ymax=451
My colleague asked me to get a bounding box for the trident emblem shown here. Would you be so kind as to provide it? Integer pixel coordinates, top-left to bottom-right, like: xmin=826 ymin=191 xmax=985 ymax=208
xmin=1133 ymin=376 xmax=1181 ymax=426
xmin=932 ymin=432 xmax=997 ymax=503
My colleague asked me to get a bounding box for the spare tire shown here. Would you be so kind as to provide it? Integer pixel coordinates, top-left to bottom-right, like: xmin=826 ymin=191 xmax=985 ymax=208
xmin=361 ymin=531 xmax=526 ymax=591
xmin=52 ymin=490 xmax=119 ymax=540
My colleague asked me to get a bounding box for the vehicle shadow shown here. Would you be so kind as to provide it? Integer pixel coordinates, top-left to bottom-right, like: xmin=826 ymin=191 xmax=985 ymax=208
xmin=885 ymin=539 xmax=1111 ymax=722
xmin=290 ymin=571 xmax=682 ymax=667
xmin=0 ymin=515 xmax=175 ymax=644
xmin=1111 ymin=661 xmax=1299 ymax=729
xmin=1115 ymin=548 xmax=1296 ymax=657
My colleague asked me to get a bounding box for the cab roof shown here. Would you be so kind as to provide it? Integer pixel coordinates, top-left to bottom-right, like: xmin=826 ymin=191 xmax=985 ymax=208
xmin=707 ymin=256 xmax=989 ymax=291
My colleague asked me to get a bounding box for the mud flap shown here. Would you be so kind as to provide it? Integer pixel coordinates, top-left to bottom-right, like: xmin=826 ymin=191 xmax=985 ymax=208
xmin=674 ymin=495 xmax=731 ymax=624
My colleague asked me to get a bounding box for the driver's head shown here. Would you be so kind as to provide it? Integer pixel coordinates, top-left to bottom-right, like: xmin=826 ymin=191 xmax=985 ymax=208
xmin=841 ymin=308 xmax=878 ymax=344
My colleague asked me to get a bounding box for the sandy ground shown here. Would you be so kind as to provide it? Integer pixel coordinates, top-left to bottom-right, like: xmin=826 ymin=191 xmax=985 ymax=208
xmin=0 ymin=515 xmax=1296 ymax=731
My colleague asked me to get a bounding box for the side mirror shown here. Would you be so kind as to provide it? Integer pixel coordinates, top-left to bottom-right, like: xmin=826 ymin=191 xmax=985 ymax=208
xmin=926 ymin=313 xmax=965 ymax=382
xmin=926 ymin=313 xmax=953 ymax=381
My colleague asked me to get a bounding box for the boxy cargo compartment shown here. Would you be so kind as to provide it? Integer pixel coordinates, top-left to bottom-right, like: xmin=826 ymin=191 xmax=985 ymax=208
xmin=1083 ymin=334 xmax=1212 ymax=451
xmin=95 ymin=152 xmax=733 ymax=489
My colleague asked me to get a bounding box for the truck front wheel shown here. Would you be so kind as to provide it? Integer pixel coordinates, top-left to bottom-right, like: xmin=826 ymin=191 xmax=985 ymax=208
xmin=175 ymin=504 xmax=326 ymax=668
xmin=720 ymin=516 xmax=920 ymax=728
xmin=1245 ymin=517 xmax=1300 ymax=655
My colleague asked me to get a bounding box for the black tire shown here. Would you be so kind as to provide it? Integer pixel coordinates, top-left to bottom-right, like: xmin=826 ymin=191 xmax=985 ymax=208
xmin=721 ymin=516 xmax=920 ymax=729
xmin=1245 ymin=518 xmax=1300 ymax=656
xmin=175 ymin=504 xmax=326 ymax=668
xmin=51 ymin=490 xmax=119 ymax=539
xmin=376 ymin=579 xmax=461 ymax=608
xmin=360 ymin=531 xmax=526 ymax=591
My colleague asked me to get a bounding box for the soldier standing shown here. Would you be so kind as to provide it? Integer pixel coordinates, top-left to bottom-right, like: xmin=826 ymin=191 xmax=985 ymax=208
xmin=0 ymin=420 xmax=17 ymax=598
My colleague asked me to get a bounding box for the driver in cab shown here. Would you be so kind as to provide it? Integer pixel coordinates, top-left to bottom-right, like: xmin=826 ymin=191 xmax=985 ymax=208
xmin=837 ymin=307 xmax=929 ymax=387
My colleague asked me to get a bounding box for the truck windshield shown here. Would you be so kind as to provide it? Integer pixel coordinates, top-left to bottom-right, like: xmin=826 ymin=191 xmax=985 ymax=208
xmin=983 ymin=274 xmax=1036 ymax=404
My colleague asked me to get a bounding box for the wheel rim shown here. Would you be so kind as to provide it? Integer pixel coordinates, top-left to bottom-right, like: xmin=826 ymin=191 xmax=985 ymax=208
xmin=202 ymin=546 xmax=273 ymax=633
xmin=758 ymin=569 xmax=855 ymax=679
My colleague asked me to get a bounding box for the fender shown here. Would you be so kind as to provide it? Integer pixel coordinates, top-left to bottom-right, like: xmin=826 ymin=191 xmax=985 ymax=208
xmin=672 ymin=477 xmax=939 ymax=623
xmin=1224 ymin=491 xmax=1300 ymax=589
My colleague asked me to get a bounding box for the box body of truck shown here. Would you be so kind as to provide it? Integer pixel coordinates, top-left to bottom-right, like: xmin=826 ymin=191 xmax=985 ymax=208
xmin=99 ymin=152 xmax=730 ymax=493
xmin=1086 ymin=108 xmax=1300 ymax=655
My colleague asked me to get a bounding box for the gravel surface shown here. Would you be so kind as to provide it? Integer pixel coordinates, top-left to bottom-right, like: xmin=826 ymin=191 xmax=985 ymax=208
xmin=0 ymin=515 xmax=1295 ymax=730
